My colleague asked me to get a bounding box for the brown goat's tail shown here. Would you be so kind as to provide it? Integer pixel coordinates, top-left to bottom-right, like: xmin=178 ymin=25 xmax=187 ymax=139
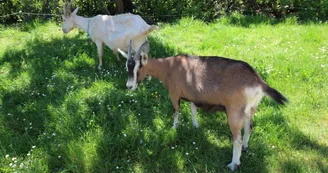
xmin=264 ymin=85 xmax=288 ymax=105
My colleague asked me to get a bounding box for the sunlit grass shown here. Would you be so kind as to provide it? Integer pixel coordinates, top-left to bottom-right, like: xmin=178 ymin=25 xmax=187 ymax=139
xmin=0 ymin=17 xmax=327 ymax=172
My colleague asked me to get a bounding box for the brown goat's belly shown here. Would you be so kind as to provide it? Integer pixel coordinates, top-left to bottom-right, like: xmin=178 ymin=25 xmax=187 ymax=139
xmin=195 ymin=102 xmax=226 ymax=112
xmin=181 ymin=97 xmax=226 ymax=112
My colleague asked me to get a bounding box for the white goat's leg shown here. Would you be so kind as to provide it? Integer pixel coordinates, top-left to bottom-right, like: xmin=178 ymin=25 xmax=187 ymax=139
xmin=95 ymin=41 xmax=103 ymax=70
xmin=190 ymin=102 xmax=199 ymax=128
xmin=226 ymin=108 xmax=243 ymax=171
xmin=173 ymin=111 xmax=179 ymax=129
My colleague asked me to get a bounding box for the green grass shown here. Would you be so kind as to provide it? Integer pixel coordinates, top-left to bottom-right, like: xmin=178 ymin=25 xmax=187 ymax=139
xmin=0 ymin=17 xmax=327 ymax=172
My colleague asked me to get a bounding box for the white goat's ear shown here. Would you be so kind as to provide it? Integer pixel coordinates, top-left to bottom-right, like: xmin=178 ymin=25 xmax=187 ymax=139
xmin=72 ymin=7 xmax=79 ymax=16
xmin=117 ymin=49 xmax=129 ymax=59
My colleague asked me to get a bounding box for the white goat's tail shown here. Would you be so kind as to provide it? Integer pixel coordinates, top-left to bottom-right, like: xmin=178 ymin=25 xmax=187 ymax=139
xmin=144 ymin=25 xmax=160 ymax=35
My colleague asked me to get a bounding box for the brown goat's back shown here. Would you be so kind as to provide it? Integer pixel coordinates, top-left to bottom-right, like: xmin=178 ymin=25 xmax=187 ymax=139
xmin=165 ymin=55 xmax=264 ymax=108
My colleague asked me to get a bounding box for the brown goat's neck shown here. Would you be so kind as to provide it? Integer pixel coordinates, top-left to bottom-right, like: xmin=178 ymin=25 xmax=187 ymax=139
xmin=74 ymin=15 xmax=90 ymax=33
xmin=144 ymin=58 xmax=169 ymax=83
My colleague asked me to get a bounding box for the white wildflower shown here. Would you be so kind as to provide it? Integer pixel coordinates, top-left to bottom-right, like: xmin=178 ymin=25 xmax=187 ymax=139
xmin=5 ymin=154 xmax=9 ymax=158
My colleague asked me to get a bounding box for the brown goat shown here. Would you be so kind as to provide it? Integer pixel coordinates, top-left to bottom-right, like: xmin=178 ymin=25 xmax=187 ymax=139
xmin=118 ymin=40 xmax=288 ymax=171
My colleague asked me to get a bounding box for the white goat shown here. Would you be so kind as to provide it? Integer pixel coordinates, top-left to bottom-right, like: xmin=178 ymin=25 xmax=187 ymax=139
xmin=62 ymin=3 xmax=158 ymax=69
xmin=118 ymin=41 xmax=288 ymax=171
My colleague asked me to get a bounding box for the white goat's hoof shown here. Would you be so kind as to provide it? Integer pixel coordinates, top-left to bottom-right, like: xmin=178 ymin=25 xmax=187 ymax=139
xmin=193 ymin=123 xmax=199 ymax=128
xmin=242 ymin=145 xmax=248 ymax=152
xmin=227 ymin=162 xmax=240 ymax=171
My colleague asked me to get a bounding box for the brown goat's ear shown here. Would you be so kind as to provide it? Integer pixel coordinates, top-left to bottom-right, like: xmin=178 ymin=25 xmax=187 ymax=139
xmin=141 ymin=52 xmax=148 ymax=65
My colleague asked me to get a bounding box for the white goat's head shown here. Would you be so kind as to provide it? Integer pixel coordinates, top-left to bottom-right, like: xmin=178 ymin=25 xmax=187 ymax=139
xmin=62 ymin=1 xmax=78 ymax=34
xmin=118 ymin=40 xmax=150 ymax=90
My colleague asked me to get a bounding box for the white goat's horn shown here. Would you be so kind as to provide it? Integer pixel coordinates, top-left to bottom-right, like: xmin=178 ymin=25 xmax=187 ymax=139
xmin=128 ymin=40 xmax=132 ymax=59
xmin=135 ymin=41 xmax=149 ymax=61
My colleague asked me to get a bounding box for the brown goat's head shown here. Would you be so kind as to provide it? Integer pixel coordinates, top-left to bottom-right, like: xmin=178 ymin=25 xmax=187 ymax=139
xmin=118 ymin=40 xmax=149 ymax=90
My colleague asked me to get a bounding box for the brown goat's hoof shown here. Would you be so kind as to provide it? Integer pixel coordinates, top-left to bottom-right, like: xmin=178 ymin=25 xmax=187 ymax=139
xmin=227 ymin=162 xmax=240 ymax=171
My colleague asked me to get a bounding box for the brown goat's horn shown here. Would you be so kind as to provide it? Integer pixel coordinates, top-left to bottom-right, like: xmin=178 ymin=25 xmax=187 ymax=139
xmin=128 ymin=40 xmax=132 ymax=59
xmin=135 ymin=41 xmax=149 ymax=61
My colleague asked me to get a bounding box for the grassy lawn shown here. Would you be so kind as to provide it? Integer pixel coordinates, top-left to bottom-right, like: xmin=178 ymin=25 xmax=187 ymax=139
xmin=0 ymin=16 xmax=327 ymax=172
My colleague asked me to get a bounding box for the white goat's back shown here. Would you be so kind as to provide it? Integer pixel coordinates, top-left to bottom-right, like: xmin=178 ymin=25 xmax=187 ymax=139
xmin=89 ymin=13 xmax=155 ymax=53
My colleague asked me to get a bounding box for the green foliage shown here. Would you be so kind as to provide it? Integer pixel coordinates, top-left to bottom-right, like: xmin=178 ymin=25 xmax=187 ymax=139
xmin=1 ymin=0 xmax=328 ymax=24
xmin=1 ymin=18 xmax=328 ymax=172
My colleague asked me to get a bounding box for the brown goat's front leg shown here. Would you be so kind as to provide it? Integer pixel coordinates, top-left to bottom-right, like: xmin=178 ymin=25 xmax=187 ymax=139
xmin=95 ymin=41 xmax=103 ymax=70
xmin=226 ymin=108 xmax=244 ymax=171
xmin=170 ymin=95 xmax=180 ymax=128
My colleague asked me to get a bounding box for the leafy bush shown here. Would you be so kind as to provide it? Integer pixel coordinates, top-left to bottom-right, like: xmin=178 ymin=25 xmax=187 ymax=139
xmin=0 ymin=0 xmax=327 ymax=24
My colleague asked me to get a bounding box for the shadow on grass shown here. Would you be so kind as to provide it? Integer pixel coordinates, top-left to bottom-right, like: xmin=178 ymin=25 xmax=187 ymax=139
xmin=0 ymin=32 xmax=123 ymax=170
xmin=1 ymin=29 xmax=326 ymax=172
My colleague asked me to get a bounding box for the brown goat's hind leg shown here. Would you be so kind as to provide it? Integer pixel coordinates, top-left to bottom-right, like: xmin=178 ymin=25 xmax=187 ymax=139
xmin=242 ymin=106 xmax=256 ymax=151
xmin=226 ymin=108 xmax=244 ymax=171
